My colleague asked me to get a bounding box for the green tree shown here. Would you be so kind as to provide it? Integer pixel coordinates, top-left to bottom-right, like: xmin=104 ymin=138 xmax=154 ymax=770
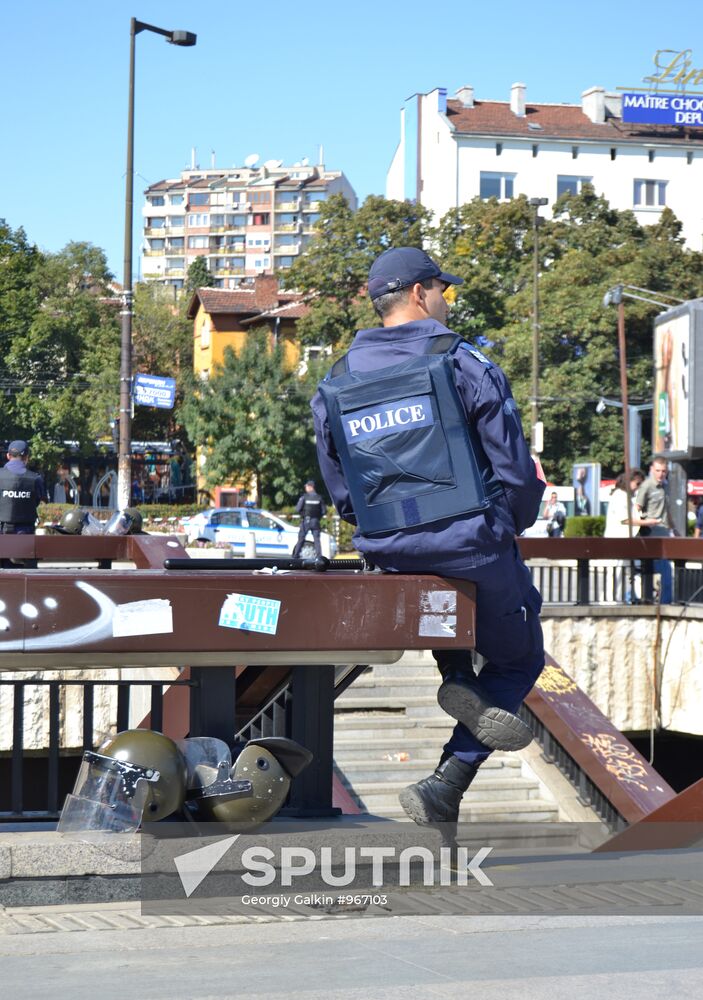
xmin=179 ymin=330 xmax=318 ymax=506
xmin=437 ymin=187 xmax=703 ymax=481
xmin=285 ymin=194 xmax=433 ymax=349
xmin=4 ymin=241 xmax=120 ymax=465
xmin=185 ymin=255 xmax=215 ymax=293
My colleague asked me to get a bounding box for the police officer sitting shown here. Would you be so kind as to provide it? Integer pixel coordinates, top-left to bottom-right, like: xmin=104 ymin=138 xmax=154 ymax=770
xmin=291 ymin=480 xmax=327 ymax=558
xmin=0 ymin=440 xmax=44 ymax=535
xmin=311 ymin=247 xmax=546 ymax=844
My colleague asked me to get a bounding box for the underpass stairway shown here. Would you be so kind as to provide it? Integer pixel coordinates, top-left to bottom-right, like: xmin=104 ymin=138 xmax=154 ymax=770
xmin=334 ymin=651 xmax=602 ymax=847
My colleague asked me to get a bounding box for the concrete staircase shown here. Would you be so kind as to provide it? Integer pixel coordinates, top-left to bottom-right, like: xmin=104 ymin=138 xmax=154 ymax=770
xmin=334 ymin=652 xmax=567 ymax=828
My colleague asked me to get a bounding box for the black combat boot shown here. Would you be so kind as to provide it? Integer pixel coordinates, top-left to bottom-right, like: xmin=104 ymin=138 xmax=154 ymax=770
xmin=437 ymin=667 xmax=533 ymax=752
xmin=398 ymin=755 xmax=478 ymax=831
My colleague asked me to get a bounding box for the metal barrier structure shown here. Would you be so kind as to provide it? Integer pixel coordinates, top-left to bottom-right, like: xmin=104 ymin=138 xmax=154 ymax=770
xmin=517 ymin=536 xmax=703 ymax=605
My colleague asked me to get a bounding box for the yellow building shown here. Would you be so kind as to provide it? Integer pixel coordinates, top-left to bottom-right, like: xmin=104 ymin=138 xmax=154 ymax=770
xmin=186 ymin=277 xmax=311 ymax=504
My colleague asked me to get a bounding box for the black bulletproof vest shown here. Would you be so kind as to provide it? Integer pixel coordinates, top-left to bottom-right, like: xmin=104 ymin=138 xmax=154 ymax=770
xmin=317 ymin=334 xmax=500 ymax=537
xmin=0 ymin=467 xmax=40 ymax=524
xmin=303 ymin=496 xmax=323 ymax=519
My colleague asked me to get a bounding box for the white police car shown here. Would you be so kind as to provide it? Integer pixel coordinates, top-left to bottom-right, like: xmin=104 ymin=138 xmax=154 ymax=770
xmin=183 ymin=507 xmax=336 ymax=558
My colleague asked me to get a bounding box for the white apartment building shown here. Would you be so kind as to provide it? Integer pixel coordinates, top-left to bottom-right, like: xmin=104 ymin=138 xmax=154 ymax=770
xmin=386 ymin=84 xmax=703 ymax=248
xmin=141 ymin=159 xmax=357 ymax=289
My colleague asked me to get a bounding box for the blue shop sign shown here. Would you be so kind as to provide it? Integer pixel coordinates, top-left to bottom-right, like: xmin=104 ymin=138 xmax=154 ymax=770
xmin=622 ymin=92 xmax=703 ymax=126
xmin=133 ymin=374 xmax=176 ymax=409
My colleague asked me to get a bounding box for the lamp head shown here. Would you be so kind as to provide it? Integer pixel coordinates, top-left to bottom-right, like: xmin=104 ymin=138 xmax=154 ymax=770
xmin=169 ymin=30 xmax=197 ymax=46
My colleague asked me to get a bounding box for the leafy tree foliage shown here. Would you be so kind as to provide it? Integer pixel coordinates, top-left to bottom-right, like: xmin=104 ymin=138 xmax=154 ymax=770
xmin=179 ymin=330 xmax=319 ymax=506
xmin=185 ymin=255 xmax=215 ymax=293
xmin=284 ymin=194 xmax=433 ymax=349
xmin=436 ymin=189 xmax=703 ymax=481
xmin=1 ymin=238 xmax=120 ymax=465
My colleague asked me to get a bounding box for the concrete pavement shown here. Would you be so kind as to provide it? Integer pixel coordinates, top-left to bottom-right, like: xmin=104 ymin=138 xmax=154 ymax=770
xmin=0 ymin=906 xmax=701 ymax=999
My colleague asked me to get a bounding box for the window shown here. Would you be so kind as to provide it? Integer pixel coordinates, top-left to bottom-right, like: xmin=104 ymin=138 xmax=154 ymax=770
xmin=168 ymin=237 xmax=184 ymax=249
xmin=495 ymin=142 xmax=503 ymax=156
xmin=278 ymin=256 xmax=294 ymax=268
xmin=211 ymin=214 xmax=225 ymax=227
xmin=170 ymin=194 xmax=184 ymax=205
xmin=149 ymin=195 xmax=165 ymax=206
xmin=572 ymin=146 xmax=579 ymax=160
xmin=648 ymin=150 xmax=655 ymax=163
xmin=532 ymin=144 xmax=538 ymax=158
xmin=251 ymin=213 xmax=270 ymax=226
xmin=245 ymin=511 xmax=273 ymax=529
xmin=147 ymin=217 xmax=165 ymax=228
xmin=149 ymin=238 xmax=165 ymax=250
xmin=634 ymin=179 xmax=667 ymax=208
xmin=479 ymin=172 xmax=514 ymax=200
xmin=200 ymin=318 xmax=210 ymax=350
xmin=188 ymin=236 xmax=209 ymax=249
xmin=250 ymin=190 xmax=271 ymax=204
xmin=557 ymin=176 xmax=592 ymax=198
xmin=190 ymin=192 xmax=209 ymax=206
xmin=187 ymin=213 xmax=209 ymax=227
xmin=165 ymin=258 xmax=184 ymax=270
xmin=217 ymin=511 xmax=243 ymax=526
xmin=166 ymin=216 xmax=183 ymax=228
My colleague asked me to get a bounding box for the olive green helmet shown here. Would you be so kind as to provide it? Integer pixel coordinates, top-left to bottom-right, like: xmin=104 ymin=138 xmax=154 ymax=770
xmin=59 ymin=508 xmax=89 ymax=534
xmin=185 ymin=737 xmax=313 ymax=828
xmin=104 ymin=508 xmax=143 ymax=536
xmin=99 ymin=729 xmax=187 ymax=822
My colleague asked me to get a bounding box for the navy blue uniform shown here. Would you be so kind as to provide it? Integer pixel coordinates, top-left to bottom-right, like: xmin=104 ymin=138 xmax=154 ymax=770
xmin=0 ymin=459 xmax=44 ymax=534
xmin=312 ymin=318 xmax=545 ymax=764
xmin=292 ymin=490 xmax=327 ymax=558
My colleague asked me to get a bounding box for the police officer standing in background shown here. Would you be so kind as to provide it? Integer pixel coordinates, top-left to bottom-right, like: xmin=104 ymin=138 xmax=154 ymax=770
xmin=291 ymin=480 xmax=327 ymax=558
xmin=312 ymin=247 xmax=545 ymax=844
xmin=0 ymin=440 xmax=44 ymax=535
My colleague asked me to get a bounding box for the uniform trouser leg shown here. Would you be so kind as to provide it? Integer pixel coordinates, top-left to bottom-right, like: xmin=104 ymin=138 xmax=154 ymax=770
xmin=433 ymin=547 xmax=545 ymax=766
xmin=291 ymin=522 xmax=308 ymax=558
xmin=311 ymin=527 xmax=322 ymax=557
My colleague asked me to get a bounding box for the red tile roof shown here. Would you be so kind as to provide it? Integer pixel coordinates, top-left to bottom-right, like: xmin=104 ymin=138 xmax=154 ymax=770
xmin=186 ymin=278 xmax=306 ymax=320
xmin=446 ymin=99 xmax=703 ymax=145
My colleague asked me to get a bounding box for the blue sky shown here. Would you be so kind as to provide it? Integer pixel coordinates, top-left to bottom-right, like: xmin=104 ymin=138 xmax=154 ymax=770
xmin=2 ymin=1 xmax=700 ymax=278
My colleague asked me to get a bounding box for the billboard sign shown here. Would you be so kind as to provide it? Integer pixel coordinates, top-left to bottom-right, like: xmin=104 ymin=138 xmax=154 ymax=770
xmin=572 ymin=463 xmax=600 ymax=517
xmin=134 ymin=374 xmax=176 ymax=410
xmin=621 ymin=92 xmax=703 ymax=126
xmin=653 ymin=300 xmax=703 ymax=459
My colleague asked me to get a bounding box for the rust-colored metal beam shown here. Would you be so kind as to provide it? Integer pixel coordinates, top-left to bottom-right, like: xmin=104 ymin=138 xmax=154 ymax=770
xmin=525 ymin=654 xmax=675 ymax=824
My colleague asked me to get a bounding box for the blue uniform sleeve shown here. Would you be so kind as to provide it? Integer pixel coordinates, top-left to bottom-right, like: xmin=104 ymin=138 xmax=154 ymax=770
xmin=454 ymin=353 xmax=544 ymax=534
xmin=310 ymin=390 xmax=357 ymax=525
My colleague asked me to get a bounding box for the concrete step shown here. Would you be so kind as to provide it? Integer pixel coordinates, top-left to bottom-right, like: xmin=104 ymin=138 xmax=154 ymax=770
xmin=338 ymin=762 xmax=532 ymax=786
xmin=333 ymin=737 xmax=523 ymax=762
xmin=333 ymin=719 xmax=450 ymax=740
xmin=373 ymin=799 xmax=560 ymax=824
xmin=369 ymin=664 xmax=439 ymax=679
xmin=337 ymin=677 xmax=440 ymax=697
xmin=350 ymin=776 xmax=543 ymax=802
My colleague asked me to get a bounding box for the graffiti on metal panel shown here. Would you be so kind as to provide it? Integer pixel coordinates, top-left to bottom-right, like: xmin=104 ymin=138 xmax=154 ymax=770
xmin=535 ymin=662 xmax=578 ymax=696
xmin=0 ymin=582 xmax=115 ymax=650
xmin=580 ymin=732 xmax=652 ymax=792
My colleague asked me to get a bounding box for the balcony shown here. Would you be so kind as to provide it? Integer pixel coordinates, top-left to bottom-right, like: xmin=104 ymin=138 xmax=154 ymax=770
xmin=275 ymin=200 xmax=300 ymax=211
xmin=275 ymin=223 xmax=298 ymax=233
xmin=164 ymin=268 xmax=185 ymax=277
xmin=213 ymin=268 xmax=246 ymax=277
xmin=142 ymin=249 xmax=165 ymax=257
xmin=274 ymin=243 xmax=300 ymax=254
xmin=143 ymin=226 xmax=167 ymax=237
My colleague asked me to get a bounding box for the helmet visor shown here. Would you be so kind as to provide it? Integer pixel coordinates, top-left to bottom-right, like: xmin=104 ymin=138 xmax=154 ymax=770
xmin=177 ymin=737 xmax=232 ymax=792
xmin=57 ymin=751 xmax=159 ymax=834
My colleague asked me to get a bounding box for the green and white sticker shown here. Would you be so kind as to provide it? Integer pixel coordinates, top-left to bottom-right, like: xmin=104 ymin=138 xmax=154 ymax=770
xmin=219 ymin=593 xmax=281 ymax=635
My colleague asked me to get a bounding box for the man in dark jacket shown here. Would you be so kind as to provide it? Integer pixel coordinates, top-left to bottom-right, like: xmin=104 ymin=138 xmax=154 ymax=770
xmin=291 ymin=481 xmax=327 ymax=558
xmin=311 ymin=247 xmax=545 ymax=839
xmin=0 ymin=440 xmax=44 ymax=534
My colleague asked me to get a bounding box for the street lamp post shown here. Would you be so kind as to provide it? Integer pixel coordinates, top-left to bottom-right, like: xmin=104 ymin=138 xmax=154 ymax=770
xmin=118 ymin=18 xmax=196 ymax=510
xmin=528 ymin=197 xmax=548 ymax=456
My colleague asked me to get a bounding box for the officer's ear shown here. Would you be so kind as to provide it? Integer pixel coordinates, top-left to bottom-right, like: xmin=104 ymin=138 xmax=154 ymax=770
xmin=410 ymin=281 xmax=427 ymax=308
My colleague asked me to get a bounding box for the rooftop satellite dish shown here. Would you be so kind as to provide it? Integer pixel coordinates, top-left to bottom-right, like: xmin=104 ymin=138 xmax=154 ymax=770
xmin=263 ymin=158 xmax=282 ymax=170
xmin=301 ymin=157 xmax=309 ymax=166
xmin=244 ymin=153 xmax=260 ymax=168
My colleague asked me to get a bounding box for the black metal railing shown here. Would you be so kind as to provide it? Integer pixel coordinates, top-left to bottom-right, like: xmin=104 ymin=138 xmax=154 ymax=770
xmin=0 ymin=676 xmax=197 ymax=821
xmin=527 ymin=558 xmax=703 ymax=606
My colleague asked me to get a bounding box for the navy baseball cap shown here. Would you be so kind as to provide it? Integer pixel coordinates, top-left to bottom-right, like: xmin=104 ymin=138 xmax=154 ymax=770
xmin=8 ymin=440 xmax=28 ymax=454
xmin=367 ymin=247 xmax=463 ymax=301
